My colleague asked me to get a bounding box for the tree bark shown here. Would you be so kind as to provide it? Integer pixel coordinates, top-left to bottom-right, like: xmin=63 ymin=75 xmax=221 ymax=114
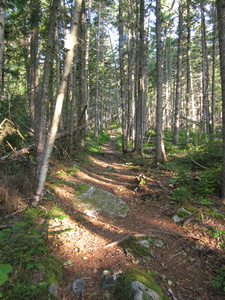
xmin=173 ymin=4 xmax=183 ymax=145
xmin=94 ymin=2 xmax=101 ymax=140
xmin=155 ymin=0 xmax=166 ymax=162
xmin=211 ymin=6 xmax=216 ymax=137
xmin=0 ymin=0 xmax=5 ymax=100
xmin=200 ymin=1 xmax=209 ymax=134
xmin=28 ymin=0 xmax=40 ymax=135
xmin=33 ymin=0 xmax=83 ymax=206
xmin=216 ymin=0 xmax=225 ymax=204
xmin=135 ymin=0 xmax=146 ymax=155
xmin=77 ymin=0 xmax=86 ymax=148
xmin=119 ymin=0 xmax=128 ymax=153
xmin=36 ymin=0 xmax=60 ymax=177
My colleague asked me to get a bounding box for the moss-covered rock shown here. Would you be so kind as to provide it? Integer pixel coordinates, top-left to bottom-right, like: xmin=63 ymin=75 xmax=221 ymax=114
xmin=116 ymin=268 xmax=168 ymax=300
xmin=74 ymin=184 xmax=129 ymax=217
xmin=119 ymin=236 xmax=153 ymax=257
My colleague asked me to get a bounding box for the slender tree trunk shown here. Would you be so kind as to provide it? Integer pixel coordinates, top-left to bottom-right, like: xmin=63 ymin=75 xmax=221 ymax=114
xmin=135 ymin=0 xmax=145 ymax=155
xmin=69 ymin=55 xmax=78 ymax=154
xmin=185 ymin=0 xmax=191 ymax=142
xmin=0 ymin=0 xmax=5 ymax=100
xmin=155 ymin=0 xmax=166 ymax=162
xmin=28 ymin=0 xmax=40 ymax=135
xmin=77 ymin=0 xmax=86 ymax=147
xmin=36 ymin=0 xmax=60 ymax=176
xmin=173 ymin=4 xmax=183 ymax=145
xmin=84 ymin=0 xmax=92 ymax=128
xmin=33 ymin=0 xmax=83 ymax=206
xmin=94 ymin=2 xmax=101 ymax=140
xmin=119 ymin=0 xmax=128 ymax=153
xmin=200 ymin=0 xmax=209 ymax=134
xmin=211 ymin=6 xmax=216 ymax=137
xmin=216 ymin=0 xmax=225 ymax=204
xmin=127 ymin=0 xmax=135 ymax=145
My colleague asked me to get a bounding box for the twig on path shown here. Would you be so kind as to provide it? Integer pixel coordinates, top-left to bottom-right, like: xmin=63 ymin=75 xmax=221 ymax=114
xmin=168 ymin=288 xmax=178 ymax=300
xmin=0 ymin=209 xmax=24 ymax=220
xmin=148 ymin=229 xmax=200 ymax=240
xmin=0 ymin=224 xmax=13 ymax=230
xmin=191 ymin=159 xmax=208 ymax=169
xmin=104 ymin=233 xmax=157 ymax=248
xmin=170 ymin=250 xmax=185 ymax=259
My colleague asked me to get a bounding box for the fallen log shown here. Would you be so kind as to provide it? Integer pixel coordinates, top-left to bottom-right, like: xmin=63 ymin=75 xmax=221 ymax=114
xmin=104 ymin=230 xmax=200 ymax=249
xmin=0 ymin=143 xmax=37 ymax=161
xmin=0 ymin=124 xmax=87 ymax=162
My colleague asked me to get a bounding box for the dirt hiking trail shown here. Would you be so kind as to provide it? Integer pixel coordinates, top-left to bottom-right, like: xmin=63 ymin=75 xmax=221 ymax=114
xmin=46 ymin=133 xmax=225 ymax=300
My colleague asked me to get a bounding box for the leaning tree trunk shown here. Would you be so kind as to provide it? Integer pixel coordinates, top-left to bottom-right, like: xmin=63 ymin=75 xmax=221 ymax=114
xmin=36 ymin=0 xmax=60 ymax=177
xmin=0 ymin=0 xmax=5 ymax=100
xmin=216 ymin=0 xmax=225 ymax=204
xmin=33 ymin=0 xmax=83 ymax=206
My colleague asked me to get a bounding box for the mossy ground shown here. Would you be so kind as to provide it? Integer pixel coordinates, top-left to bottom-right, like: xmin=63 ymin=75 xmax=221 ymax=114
xmin=116 ymin=268 xmax=168 ymax=300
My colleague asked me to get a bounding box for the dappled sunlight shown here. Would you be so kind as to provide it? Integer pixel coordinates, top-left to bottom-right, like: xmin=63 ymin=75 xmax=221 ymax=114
xmin=42 ymin=139 xmax=225 ymax=300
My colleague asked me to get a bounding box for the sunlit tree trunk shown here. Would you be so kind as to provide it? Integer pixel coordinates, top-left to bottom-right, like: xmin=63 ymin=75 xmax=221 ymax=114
xmin=155 ymin=0 xmax=166 ymax=162
xmin=0 ymin=0 xmax=5 ymax=100
xmin=36 ymin=0 xmax=60 ymax=176
xmin=33 ymin=0 xmax=82 ymax=206
xmin=216 ymin=0 xmax=225 ymax=204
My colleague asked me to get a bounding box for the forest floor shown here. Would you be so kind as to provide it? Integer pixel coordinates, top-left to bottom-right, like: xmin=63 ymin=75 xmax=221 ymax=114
xmin=43 ymin=132 xmax=225 ymax=300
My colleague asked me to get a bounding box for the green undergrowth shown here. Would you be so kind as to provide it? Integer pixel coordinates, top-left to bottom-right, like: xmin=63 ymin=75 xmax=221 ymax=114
xmin=116 ymin=268 xmax=168 ymax=300
xmin=0 ymin=206 xmax=66 ymax=299
xmin=85 ymin=130 xmax=110 ymax=153
xmin=164 ymin=136 xmax=222 ymax=204
xmin=119 ymin=236 xmax=153 ymax=257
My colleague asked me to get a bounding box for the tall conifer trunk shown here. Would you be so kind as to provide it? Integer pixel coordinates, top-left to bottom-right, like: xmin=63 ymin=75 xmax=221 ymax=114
xmin=173 ymin=4 xmax=183 ymax=145
xmin=135 ymin=0 xmax=145 ymax=155
xmin=119 ymin=0 xmax=127 ymax=153
xmin=0 ymin=0 xmax=5 ymax=100
xmin=155 ymin=0 xmax=166 ymax=162
xmin=200 ymin=1 xmax=209 ymax=134
xmin=216 ymin=0 xmax=225 ymax=204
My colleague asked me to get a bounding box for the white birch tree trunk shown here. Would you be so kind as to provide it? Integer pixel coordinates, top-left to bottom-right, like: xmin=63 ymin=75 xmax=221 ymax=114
xmin=33 ymin=0 xmax=83 ymax=206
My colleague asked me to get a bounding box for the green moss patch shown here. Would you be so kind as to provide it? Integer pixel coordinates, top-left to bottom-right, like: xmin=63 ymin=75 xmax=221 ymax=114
xmin=119 ymin=236 xmax=153 ymax=257
xmin=116 ymin=268 xmax=168 ymax=300
xmin=75 ymin=183 xmax=90 ymax=195
xmin=41 ymin=255 xmax=63 ymax=284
